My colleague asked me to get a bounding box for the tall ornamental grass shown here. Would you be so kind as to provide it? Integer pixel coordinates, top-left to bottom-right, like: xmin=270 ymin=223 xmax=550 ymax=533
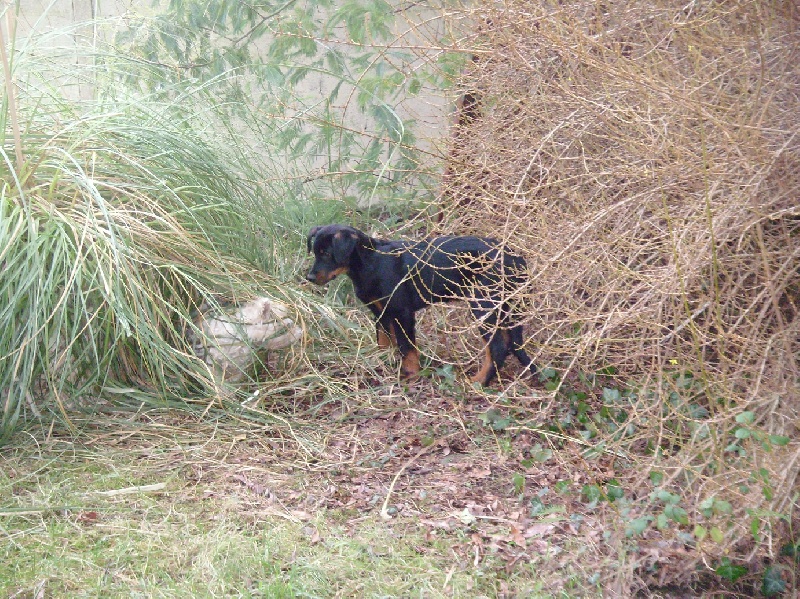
xmin=0 ymin=17 xmax=304 ymax=439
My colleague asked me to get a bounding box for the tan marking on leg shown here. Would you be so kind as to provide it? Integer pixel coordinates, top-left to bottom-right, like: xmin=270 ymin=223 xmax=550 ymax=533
xmin=378 ymin=322 xmax=398 ymax=348
xmin=377 ymin=329 xmax=391 ymax=348
xmin=374 ymin=300 xmax=396 ymax=349
xmin=400 ymin=348 xmax=420 ymax=379
xmin=471 ymin=347 xmax=494 ymax=385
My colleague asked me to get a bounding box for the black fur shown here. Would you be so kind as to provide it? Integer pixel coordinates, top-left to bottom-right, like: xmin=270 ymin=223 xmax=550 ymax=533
xmin=306 ymin=224 xmax=536 ymax=385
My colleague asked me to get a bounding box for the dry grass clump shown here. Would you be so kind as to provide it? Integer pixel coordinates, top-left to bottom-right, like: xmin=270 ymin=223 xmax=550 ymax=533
xmin=435 ymin=0 xmax=798 ymax=588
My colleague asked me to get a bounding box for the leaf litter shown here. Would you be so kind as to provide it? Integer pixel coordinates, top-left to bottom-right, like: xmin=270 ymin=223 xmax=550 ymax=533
xmin=192 ymin=375 xmax=622 ymax=592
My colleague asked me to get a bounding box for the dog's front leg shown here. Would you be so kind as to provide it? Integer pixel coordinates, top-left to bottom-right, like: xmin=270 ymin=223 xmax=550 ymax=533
xmin=365 ymin=299 xmax=397 ymax=348
xmin=376 ymin=320 xmax=397 ymax=348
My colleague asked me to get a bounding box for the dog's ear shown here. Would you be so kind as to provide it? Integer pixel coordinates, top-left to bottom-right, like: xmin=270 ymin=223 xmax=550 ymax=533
xmin=332 ymin=230 xmax=359 ymax=263
xmin=306 ymin=226 xmax=323 ymax=254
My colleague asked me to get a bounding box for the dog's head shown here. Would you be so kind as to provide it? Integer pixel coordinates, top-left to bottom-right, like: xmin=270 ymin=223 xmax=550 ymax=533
xmin=305 ymin=224 xmax=366 ymax=285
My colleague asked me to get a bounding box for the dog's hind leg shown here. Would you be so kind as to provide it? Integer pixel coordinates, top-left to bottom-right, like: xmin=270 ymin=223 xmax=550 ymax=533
xmin=510 ymin=323 xmax=537 ymax=376
xmin=469 ymin=298 xmax=511 ymax=385
xmin=391 ymin=310 xmax=421 ymax=380
xmin=495 ymin=296 xmax=536 ymax=377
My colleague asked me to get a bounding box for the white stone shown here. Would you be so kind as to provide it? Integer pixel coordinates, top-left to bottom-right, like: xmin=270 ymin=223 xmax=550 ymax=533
xmin=190 ymin=297 xmax=302 ymax=382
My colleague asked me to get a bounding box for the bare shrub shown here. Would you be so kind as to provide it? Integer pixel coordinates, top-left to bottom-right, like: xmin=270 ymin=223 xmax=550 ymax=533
xmin=434 ymin=0 xmax=799 ymax=588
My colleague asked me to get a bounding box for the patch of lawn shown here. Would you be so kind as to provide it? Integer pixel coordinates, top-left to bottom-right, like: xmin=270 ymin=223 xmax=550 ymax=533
xmin=1 ymin=426 xmax=557 ymax=598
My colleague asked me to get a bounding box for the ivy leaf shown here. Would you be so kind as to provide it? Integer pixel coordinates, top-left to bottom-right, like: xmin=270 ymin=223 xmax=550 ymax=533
xmin=478 ymin=408 xmax=511 ymax=431
xmin=554 ymin=480 xmax=571 ymax=494
xmin=581 ymin=484 xmax=602 ymax=505
xmin=529 ymin=444 xmax=553 ymax=463
xmin=693 ymin=524 xmax=707 ymax=540
xmin=768 ymin=434 xmax=790 ymax=446
xmin=750 ymin=517 xmax=760 ymax=541
xmin=539 ymin=366 xmax=558 ymax=381
xmin=654 ymin=489 xmax=680 ymax=505
xmin=529 ymin=495 xmax=545 ymax=517
xmin=606 ymin=480 xmax=624 ymax=501
xmin=715 ymin=557 xmax=747 ymax=583
xmin=544 ymin=380 xmax=560 ymax=391
xmin=512 ymin=472 xmax=525 ymax=495
xmin=780 ymin=540 xmax=799 ymax=559
xmin=491 ymin=416 xmax=512 ymax=431
xmin=710 ymin=526 xmax=725 ymax=544
xmin=625 ymin=516 xmax=652 ymax=537
xmin=713 ymin=499 xmax=732 ymax=514
xmin=761 ymin=565 xmax=786 ymax=597
xmin=664 ymin=505 xmax=689 ymax=525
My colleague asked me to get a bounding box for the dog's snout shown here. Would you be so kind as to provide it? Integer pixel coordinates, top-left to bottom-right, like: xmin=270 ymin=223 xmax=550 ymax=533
xmin=306 ymin=271 xmax=317 ymax=283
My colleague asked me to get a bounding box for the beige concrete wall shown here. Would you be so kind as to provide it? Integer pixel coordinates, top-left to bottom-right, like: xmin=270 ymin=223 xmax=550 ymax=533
xmin=16 ymin=0 xmax=448 ymax=125
xmin=15 ymin=1 xmax=143 ymax=99
xmin=16 ymin=1 xmax=140 ymax=39
xmin=17 ymin=0 xmax=133 ymax=23
xmin=15 ymin=1 xmax=450 ymax=183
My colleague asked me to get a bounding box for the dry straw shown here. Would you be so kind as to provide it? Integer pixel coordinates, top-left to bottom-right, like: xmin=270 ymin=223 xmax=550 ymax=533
xmin=426 ymin=0 xmax=798 ymax=587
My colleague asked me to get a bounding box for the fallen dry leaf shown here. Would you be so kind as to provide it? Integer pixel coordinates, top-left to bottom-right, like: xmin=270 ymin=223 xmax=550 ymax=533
xmin=302 ymin=526 xmax=322 ymax=544
xmin=77 ymin=511 xmax=99 ymax=525
xmin=232 ymin=473 xmax=271 ymax=498
xmin=509 ymin=525 xmax=526 ymax=545
xmin=525 ymin=523 xmax=556 ymax=537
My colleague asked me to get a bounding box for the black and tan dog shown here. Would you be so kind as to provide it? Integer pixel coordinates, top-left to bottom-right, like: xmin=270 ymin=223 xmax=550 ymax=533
xmin=306 ymin=224 xmax=536 ymax=386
